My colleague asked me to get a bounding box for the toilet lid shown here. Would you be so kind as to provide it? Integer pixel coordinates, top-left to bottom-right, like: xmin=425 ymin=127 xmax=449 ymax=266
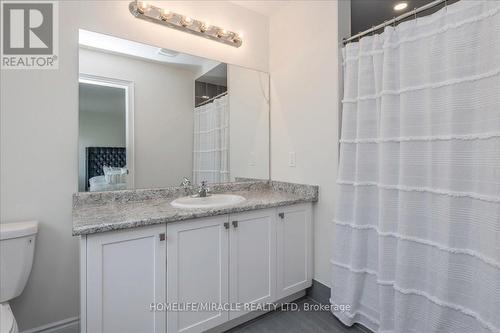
xmin=0 ymin=303 xmax=14 ymax=333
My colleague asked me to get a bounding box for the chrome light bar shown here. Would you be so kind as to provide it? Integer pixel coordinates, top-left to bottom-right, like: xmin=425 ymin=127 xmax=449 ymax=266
xmin=129 ymin=1 xmax=243 ymax=48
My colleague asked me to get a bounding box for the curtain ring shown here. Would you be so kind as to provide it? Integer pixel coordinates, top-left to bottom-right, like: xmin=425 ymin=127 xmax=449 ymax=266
xmin=444 ymin=0 xmax=448 ymax=13
xmin=414 ymin=8 xmax=418 ymax=24
xmin=393 ymin=17 xmax=397 ymax=28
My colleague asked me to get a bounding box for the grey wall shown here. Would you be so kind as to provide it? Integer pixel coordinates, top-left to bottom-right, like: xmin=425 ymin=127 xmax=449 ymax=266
xmin=79 ymin=48 xmax=195 ymax=190
xmin=228 ymin=65 xmax=270 ymax=182
xmin=0 ymin=1 xmax=269 ymax=330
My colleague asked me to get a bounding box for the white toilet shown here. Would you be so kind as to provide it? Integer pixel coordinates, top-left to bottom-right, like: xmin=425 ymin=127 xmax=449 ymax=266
xmin=0 ymin=221 xmax=38 ymax=333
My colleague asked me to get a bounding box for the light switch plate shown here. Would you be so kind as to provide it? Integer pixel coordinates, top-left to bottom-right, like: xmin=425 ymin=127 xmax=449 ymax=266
xmin=249 ymin=152 xmax=256 ymax=166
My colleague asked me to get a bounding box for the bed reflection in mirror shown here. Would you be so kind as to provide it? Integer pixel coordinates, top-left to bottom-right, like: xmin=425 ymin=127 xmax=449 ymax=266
xmin=78 ymin=29 xmax=270 ymax=192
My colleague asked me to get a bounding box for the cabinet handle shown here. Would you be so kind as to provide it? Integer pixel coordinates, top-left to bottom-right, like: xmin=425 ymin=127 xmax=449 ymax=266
xmin=278 ymin=212 xmax=285 ymax=219
xmin=159 ymin=233 xmax=166 ymax=241
xmin=232 ymin=221 xmax=238 ymax=228
xmin=224 ymin=222 xmax=230 ymax=229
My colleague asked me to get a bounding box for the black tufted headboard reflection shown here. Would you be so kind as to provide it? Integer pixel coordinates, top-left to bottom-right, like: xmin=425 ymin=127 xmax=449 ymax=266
xmin=86 ymin=147 xmax=126 ymax=190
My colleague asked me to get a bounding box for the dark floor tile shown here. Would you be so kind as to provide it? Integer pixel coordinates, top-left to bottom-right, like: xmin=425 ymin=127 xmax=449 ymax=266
xmin=226 ymin=298 xmax=367 ymax=333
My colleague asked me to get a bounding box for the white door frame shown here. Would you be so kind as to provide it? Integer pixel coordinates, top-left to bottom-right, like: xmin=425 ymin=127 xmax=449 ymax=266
xmin=79 ymin=73 xmax=135 ymax=189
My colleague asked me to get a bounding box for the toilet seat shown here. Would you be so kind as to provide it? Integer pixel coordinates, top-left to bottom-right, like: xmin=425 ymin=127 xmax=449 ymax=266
xmin=0 ymin=303 xmax=18 ymax=333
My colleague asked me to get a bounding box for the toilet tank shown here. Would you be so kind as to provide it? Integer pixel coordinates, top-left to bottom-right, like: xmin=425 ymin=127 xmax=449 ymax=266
xmin=0 ymin=221 xmax=38 ymax=303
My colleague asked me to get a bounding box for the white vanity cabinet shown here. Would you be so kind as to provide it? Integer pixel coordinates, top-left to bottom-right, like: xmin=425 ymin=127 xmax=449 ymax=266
xmin=276 ymin=203 xmax=313 ymax=299
xmin=80 ymin=203 xmax=312 ymax=333
xmin=82 ymin=224 xmax=166 ymax=333
xmin=228 ymin=209 xmax=276 ymax=320
xmin=166 ymin=215 xmax=230 ymax=333
xmin=165 ymin=209 xmax=277 ymax=332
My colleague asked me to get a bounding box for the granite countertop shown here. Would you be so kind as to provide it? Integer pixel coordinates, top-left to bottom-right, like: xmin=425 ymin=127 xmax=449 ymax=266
xmin=72 ymin=180 xmax=318 ymax=236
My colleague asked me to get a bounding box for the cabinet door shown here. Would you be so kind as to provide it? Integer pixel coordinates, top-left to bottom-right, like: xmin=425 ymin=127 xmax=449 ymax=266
xmin=167 ymin=216 xmax=229 ymax=333
xmin=229 ymin=209 xmax=276 ymax=320
xmin=276 ymin=203 xmax=313 ymax=299
xmin=86 ymin=225 xmax=166 ymax=333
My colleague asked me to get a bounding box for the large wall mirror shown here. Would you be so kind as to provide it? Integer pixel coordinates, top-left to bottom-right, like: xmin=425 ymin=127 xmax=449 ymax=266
xmin=78 ymin=30 xmax=270 ymax=192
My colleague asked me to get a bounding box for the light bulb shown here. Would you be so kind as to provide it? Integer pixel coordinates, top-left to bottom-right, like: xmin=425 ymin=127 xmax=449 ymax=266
xmin=137 ymin=1 xmax=149 ymax=14
xmin=181 ymin=16 xmax=193 ymax=27
xmin=233 ymin=33 xmax=242 ymax=44
xmin=217 ymin=29 xmax=227 ymax=38
xmin=200 ymin=22 xmax=211 ymax=32
xmin=160 ymin=9 xmax=172 ymax=20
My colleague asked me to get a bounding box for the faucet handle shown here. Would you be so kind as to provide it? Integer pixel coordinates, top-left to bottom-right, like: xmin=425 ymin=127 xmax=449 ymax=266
xmin=180 ymin=177 xmax=191 ymax=187
xmin=198 ymin=181 xmax=211 ymax=197
xmin=201 ymin=181 xmax=210 ymax=191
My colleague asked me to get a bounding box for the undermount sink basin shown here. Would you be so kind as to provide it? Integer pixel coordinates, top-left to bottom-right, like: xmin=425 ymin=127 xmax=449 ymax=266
xmin=171 ymin=194 xmax=246 ymax=209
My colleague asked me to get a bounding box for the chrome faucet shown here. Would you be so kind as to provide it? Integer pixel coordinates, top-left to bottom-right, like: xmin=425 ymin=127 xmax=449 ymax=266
xmin=180 ymin=177 xmax=191 ymax=194
xmin=198 ymin=181 xmax=210 ymax=197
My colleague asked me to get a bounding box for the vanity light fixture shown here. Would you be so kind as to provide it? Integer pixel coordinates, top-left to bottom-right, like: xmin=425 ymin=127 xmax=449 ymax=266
xmin=129 ymin=1 xmax=243 ymax=47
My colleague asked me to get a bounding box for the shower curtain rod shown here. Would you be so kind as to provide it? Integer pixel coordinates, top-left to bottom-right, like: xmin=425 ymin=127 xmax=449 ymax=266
xmin=343 ymin=0 xmax=448 ymax=45
xmin=196 ymin=91 xmax=228 ymax=107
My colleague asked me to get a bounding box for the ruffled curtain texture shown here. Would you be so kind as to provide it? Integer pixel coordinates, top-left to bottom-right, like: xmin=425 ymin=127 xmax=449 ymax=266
xmin=331 ymin=1 xmax=500 ymax=332
xmin=193 ymin=95 xmax=230 ymax=185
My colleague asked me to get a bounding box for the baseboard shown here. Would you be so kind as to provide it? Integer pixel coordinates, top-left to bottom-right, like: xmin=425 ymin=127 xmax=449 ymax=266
xmin=21 ymin=317 xmax=79 ymax=333
xmin=306 ymin=279 xmax=331 ymax=305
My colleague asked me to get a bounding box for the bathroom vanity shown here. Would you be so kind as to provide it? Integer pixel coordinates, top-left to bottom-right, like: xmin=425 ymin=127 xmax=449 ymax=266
xmin=73 ymin=28 xmax=312 ymax=333
xmin=73 ymin=180 xmax=318 ymax=333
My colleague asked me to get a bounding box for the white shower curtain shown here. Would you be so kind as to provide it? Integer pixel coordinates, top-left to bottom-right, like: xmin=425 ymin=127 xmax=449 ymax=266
xmin=193 ymin=94 xmax=230 ymax=184
xmin=331 ymin=1 xmax=500 ymax=333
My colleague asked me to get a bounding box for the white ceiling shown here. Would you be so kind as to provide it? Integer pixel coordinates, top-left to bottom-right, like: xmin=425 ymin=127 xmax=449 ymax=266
xmin=79 ymin=30 xmax=220 ymax=75
xmin=230 ymin=1 xmax=290 ymax=17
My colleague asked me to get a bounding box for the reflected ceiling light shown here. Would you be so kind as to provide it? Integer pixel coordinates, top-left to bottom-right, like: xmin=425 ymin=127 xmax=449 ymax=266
xmin=129 ymin=1 xmax=243 ymax=48
xmin=157 ymin=48 xmax=179 ymax=57
xmin=394 ymin=2 xmax=408 ymax=11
